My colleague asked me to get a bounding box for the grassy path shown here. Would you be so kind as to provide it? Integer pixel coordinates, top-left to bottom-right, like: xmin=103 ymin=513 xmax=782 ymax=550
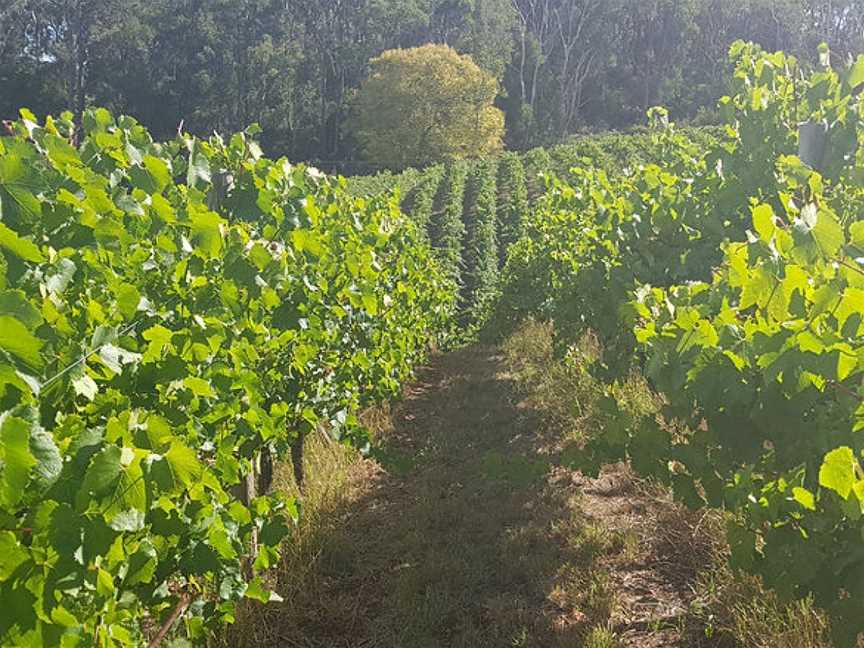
xmin=248 ymin=347 xmax=708 ymax=647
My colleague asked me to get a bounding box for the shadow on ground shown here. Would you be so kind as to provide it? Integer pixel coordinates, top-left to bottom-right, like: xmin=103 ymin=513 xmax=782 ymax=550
xmin=242 ymin=346 xmax=702 ymax=648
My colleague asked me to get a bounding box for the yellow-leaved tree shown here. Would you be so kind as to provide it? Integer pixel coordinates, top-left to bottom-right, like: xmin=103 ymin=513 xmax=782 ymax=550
xmin=351 ymin=44 xmax=505 ymax=170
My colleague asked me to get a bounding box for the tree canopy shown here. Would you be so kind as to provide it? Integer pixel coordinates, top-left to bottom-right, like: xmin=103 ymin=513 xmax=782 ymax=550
xmin=2 ymin=0 xmax=863 ymax=170
xmin=352 ymin=45 xmax=504 ymax=169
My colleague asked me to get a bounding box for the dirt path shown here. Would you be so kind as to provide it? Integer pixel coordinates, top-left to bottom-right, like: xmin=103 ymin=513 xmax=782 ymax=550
xmin=262 ymin=347 xmax=704 ymax=648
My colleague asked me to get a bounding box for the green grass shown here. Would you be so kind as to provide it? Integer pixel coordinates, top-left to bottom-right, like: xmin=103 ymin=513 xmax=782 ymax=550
xmin=691 ymin=565 xmax=833 ymax=648
xmin=581 ymin=626 xmax=619 ymax=648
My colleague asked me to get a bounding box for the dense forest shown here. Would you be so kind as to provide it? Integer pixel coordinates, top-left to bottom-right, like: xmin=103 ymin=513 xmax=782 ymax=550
xmin=3 ymin=0 xmax=864 ymax=171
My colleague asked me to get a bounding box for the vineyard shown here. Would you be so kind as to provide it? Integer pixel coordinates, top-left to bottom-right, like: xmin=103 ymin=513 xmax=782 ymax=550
xmin=0 ymin=112 xmax=452 ymax=645
xmin=492 ymin=43 xmax=864 ymax=646
xmin=351 ymin=126 xmax=720 ymax=328
xmin=3 ymin=39 xmax=864 ymax=647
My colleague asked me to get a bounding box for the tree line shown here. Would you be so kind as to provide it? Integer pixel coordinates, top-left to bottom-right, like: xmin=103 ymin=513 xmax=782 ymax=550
xmin=2 ymin=0 xmax=863 ymax=171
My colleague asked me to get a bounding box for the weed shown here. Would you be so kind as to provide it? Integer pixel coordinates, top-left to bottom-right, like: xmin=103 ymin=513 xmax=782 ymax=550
xmin=581 ymin=626 xmax=619 ymax=648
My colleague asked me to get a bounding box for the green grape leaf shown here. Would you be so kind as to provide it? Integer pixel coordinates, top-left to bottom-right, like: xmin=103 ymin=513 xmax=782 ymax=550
xmin=183 ymin=376 xmax=215 ymax=398
xmin=244 ymin=577 xmax=279 ymax=603
xmin=0 ymin=290 xmax=42 ymax=327
xmin=96 ymin=568 xmax=115 ymax=597
xmin=752 ymin=204 xmax=776 ymax=243
xmin=78 ymin=445 xmax=124 ymax=505
xmin=0 ymin=316 xmax=43 ymax=368
xmin=850 ymin=221 xmax=864 ymax=249
xmin=187 ymin=139 xmax=212 ymax=190
xmin=836 ymin=288 xmax=864 ymax=330
xmin=151 ymin=193 xmax=176 ymax=223
xmin=361 ymin=291 xmax=379 ymax=316
xmin=819 ymin=446 xmax=858 ymax=500
xmin=123 ymin=545 xmax=157 ymax=586
xmin=142 ymin=325 xmax=174 ymax=362
xmin=849 ymin=54 xmax=864 ymax=89
xmin=164 ymin=442 xmax=202 ymax=488
xmin=114 ymin=283 xmax=141 ymax=320
xmin=0 ymin=531 xmax=28 ymax=580
xmin=44 ymin=134 xmax=80 ymax=169
xmin=109 ymin=509 xmax=145 ymax=532
xmin=46 ymin=258 xmax=77 ymax=295
xmin=248 ymin=243 xmax=272 ymax=271
xmin=208 ymin=518 xmax=237 ymax=560
xmin=0 ymin=222 xmax=44 ymax=263
xmin=740 ymin=266 xmax=774 ymax=310
xmin=143 ymin=155 xmax=171 ymax=192
xmin=73 ymin=373 xmax=98 ymax=400
xmin=836 ymin=345 xmax=859 ymax=381
xmin=292 ymin=229 xmax=324 ymax=257
xmin=0 ymin=416 xmax=37 ymax=508
xmin=28 ymin=428 xmax=62 ymax=494
xmin=812 ymin=208 xmax=844 ymax=258
xmin=98 ymin=344 xmax=141 ymax=374
xmin=792 ymin=486 xmax=816 ymax=511
xmin=146 ymin=415 xmax=172 ymax=448
xmin=190 ymin=210 xmax=224 ymax=258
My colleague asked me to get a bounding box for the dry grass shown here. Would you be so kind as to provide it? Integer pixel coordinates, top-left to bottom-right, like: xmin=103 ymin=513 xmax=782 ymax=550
xmin=221 ymin=427 xmax=373 ymax=647
xmin=501 ymin=320 xmax=603 ymax=444
xmin=501 ymin=319 xmax=659 ymax=457
xmin=224 ymin=346 xmax=635 ymax=647
xmin=691 ymin=566 xmax=833 ymax=648
xmin=223 ymin=320 xmax=840 ymax=648
xmin=501 ymin=318 xmax=839 ymax=648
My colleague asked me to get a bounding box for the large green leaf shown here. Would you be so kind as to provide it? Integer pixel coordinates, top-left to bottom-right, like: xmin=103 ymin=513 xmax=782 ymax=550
xmin=190 ymin=210 xmax=224 ymax=258
xmin=0 ymin=416 xmax=36 ymax=508
xmin=143 ymin=155 xmax=172 ymax=192
xmin=812 ymin=207 xmax=844 ymax=258
xmin=0 ymin=531 xmax=28 ymax=580
xmin=850 ymin=221 xmax=864 ymax=250
xmin=792 ymin=486 xmax=816 ymax=511
xmin=45 ymin=258 xmax=77 ymax=295
xmin=183 ymin=376 xmax=215 ymax=398
xmin=0 ymin=222 xmax=43 ymax=263
xmin=114 ymin=283 xmax=141 ymax=320
xmin=104 ymin=451 xmax=146 ymax=530
xmin=28 ymin=429 xmax=62 ymax=494
xmin=849 ymin=55 xmax=864 ymax=89
xmin=98 ymin=344 xmax=141 ymax=374
xmin=819 ymin=446 xmax=858 ymax=500
xmin=141 ymin=325 xmax=174 ymax=362
xmin=164 ymin=441 xmax=202 ymax=489
xmin=752 ymin=204 xmax=775 ymax=243
xmin=0 ymin=316 xmax=43 ymax=368
xmin=187 ymin=139 xmax=212 ymax=190
xmin=0 ymin=154 xmax=43 ymax=220
xmin=77 ymin=445 xmax=124 ymax=507
xmin=0 ymin=290 xmax=42 ymax=328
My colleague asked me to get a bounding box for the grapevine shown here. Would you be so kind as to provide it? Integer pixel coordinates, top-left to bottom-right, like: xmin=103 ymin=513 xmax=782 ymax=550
xmin=460 ymin=159 xmax=499 ymax=326
xmin=495 ymin=152 xmax=528 ymax=268
xmin=0 ymin=109 xmax=453 ymax=645
xmin=495 ymin=42 xmax=864 ymax=645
